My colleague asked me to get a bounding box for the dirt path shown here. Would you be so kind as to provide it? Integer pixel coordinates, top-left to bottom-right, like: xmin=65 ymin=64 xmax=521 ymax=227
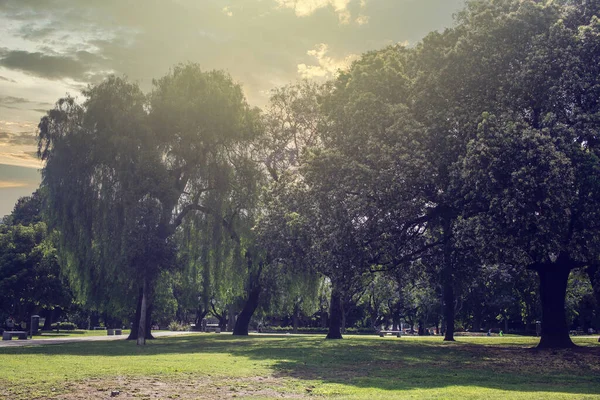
xmin=0 ymin=331 xmax=198 ymax=348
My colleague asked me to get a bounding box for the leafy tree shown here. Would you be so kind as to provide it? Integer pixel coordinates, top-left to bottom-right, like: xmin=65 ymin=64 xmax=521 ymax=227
xmin=38 ymin=65 xmax=259 ymax=344
xmin=0 ymin=194 xmax=72 ymax=327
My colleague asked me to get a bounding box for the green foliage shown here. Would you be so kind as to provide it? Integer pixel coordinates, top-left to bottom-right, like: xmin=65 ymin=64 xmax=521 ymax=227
xmin=0 ymin=194 xmax=72 ymax=322
xmin=37 ymin=65 xmax=260 ymax=329
xmin=50 ymin=321 xmax=77 ymax=331
xmin=52 ymin=321 xmax=78 ymax=331
xmin=166 ymin=321 xmax=189 ymax=331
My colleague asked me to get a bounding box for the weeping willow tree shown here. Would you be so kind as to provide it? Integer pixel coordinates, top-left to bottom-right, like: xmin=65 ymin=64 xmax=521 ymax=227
xmin=175 ymin=136 xmax=264 ymax=334
xmin=177 ymin=191 xmax=245 ymax=329
xmin=38 ymin=64 xmax=260 ymax=345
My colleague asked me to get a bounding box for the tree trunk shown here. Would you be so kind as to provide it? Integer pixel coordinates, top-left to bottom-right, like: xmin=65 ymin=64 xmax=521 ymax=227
xmin=218 ymin=315 xmax=228 ymax=331
xmin=441 ymin=214 xmax=455 ymax=342
xmin=392 ymin=315 xmax=400 ymax=331
xmin=127 ymin=287 xmax=154 ymax=341
xmin=233 ymin=284 xmax=261 ymax=336
xmin=536 ymin=262 xmax=575 ymax=348
xmin=442 ymin=262 xmax=455 ymax=341
xmin=326 ymin=284 xmax=343 ymax=339
xmin=194 ymin=308 xmax=208 ymax=328
xmin=42 ymin=309 xmax=53 ymax=330
xmin=137 ymin=278 xmax=148 ymax=345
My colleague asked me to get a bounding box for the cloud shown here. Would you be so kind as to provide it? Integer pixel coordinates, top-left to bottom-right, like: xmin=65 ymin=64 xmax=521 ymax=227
xmin=0 ymin=75 xmax=17 ymax=83
xmin=356 ymin=14 xmax=369 ymax=25
xmin=0 ymin=130 xmax=37 ymax=146
xmin=223 ymin=6 xmax=233 ymax=17
xmin=0 ymin=48 xmax=111 ymax=81
xmin=0 ymin=151 xmax=41 ymax=169
xmin=0 ymin=96 xmax=53 ymax=113
xmin=0 ymin=96 xmax=30 ymax=105
xmin=274 ymin=0 xmax=359 ymax=23
xmin=297 ymin=43 xmax=358 ymax=79
xmin=0 ymin=180 xmax=29 ymax=189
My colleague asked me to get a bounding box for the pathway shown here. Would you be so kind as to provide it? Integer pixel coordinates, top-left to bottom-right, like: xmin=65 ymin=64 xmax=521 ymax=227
xmin=0 ymin=331 xmax=198 ymax=348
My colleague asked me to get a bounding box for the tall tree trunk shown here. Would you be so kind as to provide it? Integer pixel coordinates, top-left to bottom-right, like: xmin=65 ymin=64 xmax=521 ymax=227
xmin=42 ymin=309 xmax=53 ymax=330
xmin=127 ymin=287 xmax=154 ymax=341
xmin=233 ymin=284 xmax=261 ymax=336
xmin=442 ymin=216 xmax=455 ymax=342
xmin=436 ymin=211 xmax=457 ymax=342
xmin=137 ymin=278 xmax=148 ymax=345
xmin=536 ymin=262 xmax=575 ymax=348
xmin=326 ymin=284 xmax=343 ymax=339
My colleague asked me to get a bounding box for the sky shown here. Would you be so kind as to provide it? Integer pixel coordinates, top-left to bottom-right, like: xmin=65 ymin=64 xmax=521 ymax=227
xmin=0 ymin=0 xmax=465 ymax=217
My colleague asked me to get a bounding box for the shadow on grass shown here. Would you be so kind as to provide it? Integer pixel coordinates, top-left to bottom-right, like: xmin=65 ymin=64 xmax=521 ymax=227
xmin=2 ymin=334 xmax=599 ymax=396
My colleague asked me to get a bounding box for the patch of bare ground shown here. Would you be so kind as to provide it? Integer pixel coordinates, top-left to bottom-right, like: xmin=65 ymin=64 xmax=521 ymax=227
xmin=30 ymin=376 xmax=310 ymax=400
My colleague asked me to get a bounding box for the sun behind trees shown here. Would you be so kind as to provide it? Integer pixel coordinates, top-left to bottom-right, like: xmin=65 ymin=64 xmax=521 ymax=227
xmin=31 ymin=0 xmax=600 ymax=348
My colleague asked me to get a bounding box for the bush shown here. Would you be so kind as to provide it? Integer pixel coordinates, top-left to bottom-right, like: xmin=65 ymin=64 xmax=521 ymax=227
xmin=167 ymin=321 xmax=190 ymax=331
xmin=51 ymin=322 xmax=77 ymax=331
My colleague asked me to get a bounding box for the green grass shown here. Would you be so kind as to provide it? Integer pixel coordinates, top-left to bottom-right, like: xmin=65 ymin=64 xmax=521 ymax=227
xmin=0 ymin=334 xmax=598 ymax=399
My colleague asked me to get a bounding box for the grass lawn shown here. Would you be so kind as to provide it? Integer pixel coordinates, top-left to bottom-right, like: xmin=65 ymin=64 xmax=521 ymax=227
xmin=0 ymin=334 xmax=598 ymax=399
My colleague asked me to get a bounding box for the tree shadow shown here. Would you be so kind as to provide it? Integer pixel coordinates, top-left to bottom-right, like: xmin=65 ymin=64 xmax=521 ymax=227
xmin=1 ymin=334 xmax=598 ymax=396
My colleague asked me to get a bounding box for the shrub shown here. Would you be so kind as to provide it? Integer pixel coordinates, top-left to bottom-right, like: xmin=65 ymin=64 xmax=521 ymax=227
xmin=51 ymin=322 xmax=77 ymax=331
xmin=167 ymin=321 xmax=190 ymax=331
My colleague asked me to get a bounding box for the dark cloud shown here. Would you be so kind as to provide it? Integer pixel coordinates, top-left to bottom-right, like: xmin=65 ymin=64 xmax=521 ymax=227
xmin=0 ymin=131 xmax=37 ymax=146
xmin=0 ymin=96 xmax=29 ymax=104
xmin=0 ymin=48 xmax=109 ymax=81
xmin=18 ymin=24 xmax=56 ymax=40
xmin=0 ymin=76 xmax=17 ymax=83
xmin=0 ymin=96 xmax=52 ymax=112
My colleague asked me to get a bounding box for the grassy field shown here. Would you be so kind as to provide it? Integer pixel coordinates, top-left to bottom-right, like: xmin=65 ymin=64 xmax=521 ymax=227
xmin=0 ymin=334 xmax=598 ymax=399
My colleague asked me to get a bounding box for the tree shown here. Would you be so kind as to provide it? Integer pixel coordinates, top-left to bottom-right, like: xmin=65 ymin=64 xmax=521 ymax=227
xmin=453 ymin=0 xmax=600 ymax=349
xmin=38 ymin=65 xmax=259 ymax=344
xmin=0 ymin=193 xmax=72 ymax=327
xmin=250 ymin=81 xmax=333 ymax=336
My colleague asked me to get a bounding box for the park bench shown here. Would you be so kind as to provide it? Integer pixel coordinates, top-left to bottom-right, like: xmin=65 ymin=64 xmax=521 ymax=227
xmin=2 ymin=331 xmax=28 ymax=340
xmin=205 ymin=324 xmax=221 ymax=333
xmin=378 ymin=330 xmax=402 ymax=337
